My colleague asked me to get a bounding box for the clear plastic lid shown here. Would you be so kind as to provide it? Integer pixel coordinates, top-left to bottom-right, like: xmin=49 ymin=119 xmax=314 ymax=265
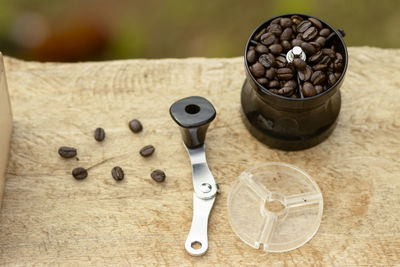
xmin=227 ymin=162 xmax=323 ymax=252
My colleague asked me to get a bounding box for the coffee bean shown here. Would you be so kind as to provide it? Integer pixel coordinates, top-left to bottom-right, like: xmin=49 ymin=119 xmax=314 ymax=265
xmin=311 ymin=71 xmax=326 ymax=85
xmin=319 ymin=55 xmax=331 ymax=65
xmin=315 ymin=85 xmax=324 ymax=94
xmin=254 ymin=28 xmax=267 ymax=41
xmin=111 ymin=166 xmax=124 ymax=181
xmin=302 ymin=26 xmax=318 ymax=41
xmin=312 ymin=64 xmax=328 ymax=71
xmin=309 ymin=41 xmax=321 ymax=51
xmin=278 ymin=86 xmax=294 ymax=96
xmin=319 ymin=28 xmax=331 ymax=37
xmin=129 ymin=119 xmax=143 ymax=133
xmin=275 ymin=56 xmax=287 ymax=68
xmin=301 ymin=42 xmax=316 ymax=56
xmin=140 ymin=145 xmax=155 ymax=157
xmin=268 ymin=24 xmax=282 ymax=36
xmin=257 ymin=78 xmax=268 ymax=86
xmin=328 ymin=73 xmax=337 ymax=86
xmin=291 ymin=15 xmax=303 ymax=25
xmin=284 ymin=80 xmax=297 ymax=89
xmin=334 ymin=72 xmax=341 ymax=80
xmin=269 ymin=44 xmax=283 ymax=55
xmin=259 ymin=54 xmax=275 ymax=68
xmin=58 ymin=146 xmax=77 ymax=158
xmin=335 ymin=52 xmax=343 ymax=61
xmin=333 ymin=58 xmax=344 ymax=71
xmin=293 ymin=58 xmax=306 ymax=70
xmin=260 ymin=32 xmax=276 ymax=46
xmin=322 ymin=48 xmax=335 ymax=58
xmin=315 ymin=36 xmax=326 ymax=47
xmin=281 ymin=40 xmax=291 ymax=51
xmin=291 ymin=39 xmax=303 ymax=47
xmin=296 ymin=33 xmax=303 ymax=40
xmin=308 ymin=18 xmax=323 ymax=29
xmin=281 ymin=27 xmax=293 ymax=41
xmin=308 ymin=51 xmax=323 ymax=64
xmin=298 ymin=65 xmax=313 ymax=81
xmin=280 ymin=17 xmax=292 ymax=28
xmin=270 ymin=17 xmax=281 ymax=25
xmin=268 ymin=80 xmax=280 ymax=88
xmin=248 ymin=46 xmax=255 ymax=50
xmin=297 ymin=20 xmax=312 ymax=33
xmin=265 ymin=68 xmax=276 ymax=80
xmin=276 ymin=68 xmax=293 ymax=80
xmin=151 ymin=169 xmax=166 ymax=183
xmin=72 ymin=167 xmax=88 ymax=180
xmin=302 ymin=82 xmax=317 ymax=97
xmin=94 ymin=127 xmax=105 ymax=142
xmin=247 ymin=49 xmax=257 ymax=64
xmin=255 ymin=44 xmax=269 ymax=54
xmin=250 ymin=62 xmax=265 ymax=77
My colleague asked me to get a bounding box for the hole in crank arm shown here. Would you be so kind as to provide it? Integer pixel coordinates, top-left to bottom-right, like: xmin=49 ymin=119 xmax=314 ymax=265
xmin=185 ymin=194 xmax=216 ymax=256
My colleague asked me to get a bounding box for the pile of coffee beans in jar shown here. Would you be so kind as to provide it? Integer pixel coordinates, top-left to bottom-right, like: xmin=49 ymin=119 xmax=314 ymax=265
xmin=246 ymin=15 xmax=345 ymax=98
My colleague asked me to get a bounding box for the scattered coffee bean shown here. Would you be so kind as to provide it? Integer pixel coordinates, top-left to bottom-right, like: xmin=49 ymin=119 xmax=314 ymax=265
xmin=72 ymin=167 xmax=88 ymax=180
xmin=140 ymin=145 xmax=155 ymax=157
xmin=111 ymin=166 xmax=124 ymax=181
xmin=129 ymin=119 xmax=143 ymax=133
xmin=151 ymin=169 xmax=166 ymax=183
xmin=94 ymin=127 xmax=105 ymax=142
xmin=302 ymin=82 xmax=317 ymax=97
xmin=58 ymin=146 xmax=77 ymax=158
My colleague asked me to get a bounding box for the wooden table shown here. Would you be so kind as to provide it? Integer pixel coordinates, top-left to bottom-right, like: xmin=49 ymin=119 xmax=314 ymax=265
xmin=0 ymin=47 xmax=399 ymax=265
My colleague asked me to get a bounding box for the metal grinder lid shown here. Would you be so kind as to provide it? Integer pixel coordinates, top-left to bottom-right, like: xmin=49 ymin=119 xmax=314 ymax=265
xmin=227 ymin=162 xmax=323 ymax=252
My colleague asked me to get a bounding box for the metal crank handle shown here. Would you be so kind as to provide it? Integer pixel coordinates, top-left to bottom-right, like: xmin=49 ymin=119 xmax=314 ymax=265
xmin=170 ymin=96 xmax=217 ymax=256
xmin=185 ymin=194 xmax=215 ymax=256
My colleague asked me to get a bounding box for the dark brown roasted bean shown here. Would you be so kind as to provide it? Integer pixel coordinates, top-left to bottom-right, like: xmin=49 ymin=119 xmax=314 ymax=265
xmin=260 ymin=32 xmax=276 ymax=45
xmin=280 ymin=17 xmax=292 ymax=28
xmin=276 ymin=68 xmax=293 ymax=80
xmin=254 ymin=28 xmax=267 ymax=41
xmin=291 ymin=15 xmax=303 ymax=25
xmin=319 ymin=28 xmax=330 ymax=37
xmin=311 ymin=71 xmax=326 ymax=85
xmin=281 ymin=27 xmax=293 ymax=41
xmin=281 ymin=40 xmax=291 ymax=51
xmin=268 ymin=23 xmax=282 ymax=36
xmin=298 ymin=65 xmax=313 ymax=81
xmin=269 ymin=44 xmax=283 ymax=55
xmin=302 ymin=26 xmax=318 ymax=41
xmin=259 ymin=53 xmax=275 ymax=68
xmin=268 ymin=80 xmax=280 ymax=88
xmin=275 ymin=56 xmax=287 ymax=68
xmin=297 ymin=20 xmax=312 ymax=33
xmin=72 ymin=167 xmax=88 ymax=180
xmin=151 ymin=169 xmax=166 ymax=182
xmin=255 ymin=44 xmax=269 ymax=54
xmin=308 ymin=51 xmax=323 ymax=64
xmin=257 ymin=78 xmax=268 ymax=85
xmin=301 ymin=42 xmax=316 ymax=56
xmin=58 ymin=146 xmax=77 ymax=158
xmin=129 ymin=119 xmax=143 ymax=133
xmin=308 ymin=17 xmax=323 ymax=29
xmin=312 ymin=64 xmax=328 ymax=71
xmin=94 ymin=127 xmax=105 ymax=142
xmin=140 ymin=145 xmax=155 ymax=157
xmin=293 ymin=58 xmax=306 ymax=70
xmin=265 ymin=68 xmax=276 ymax=80
xmin=302 ymin=82 xmax=317 ymax=97
xmin=250 ymin=62 xmax=266 ymax=77
xmin=111 ymin=166 xmax=124 ymax=181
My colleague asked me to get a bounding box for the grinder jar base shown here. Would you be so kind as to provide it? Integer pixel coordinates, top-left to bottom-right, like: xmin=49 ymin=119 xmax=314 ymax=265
xmin=241 ymin=79 xmax=340 ymax=151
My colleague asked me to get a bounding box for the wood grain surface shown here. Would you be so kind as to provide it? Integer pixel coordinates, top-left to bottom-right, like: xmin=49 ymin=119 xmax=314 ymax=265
xmin=0 ymin=47 xmax=399 ymax=266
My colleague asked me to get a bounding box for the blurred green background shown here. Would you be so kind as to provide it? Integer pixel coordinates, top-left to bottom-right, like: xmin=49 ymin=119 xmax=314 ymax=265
xmin=0 ymin=0 xmax=399 ymax=62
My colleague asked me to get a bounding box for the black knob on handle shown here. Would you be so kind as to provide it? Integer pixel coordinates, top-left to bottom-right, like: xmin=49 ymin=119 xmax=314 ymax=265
xmin=169 ymin=96 xmax=216 ymax=149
